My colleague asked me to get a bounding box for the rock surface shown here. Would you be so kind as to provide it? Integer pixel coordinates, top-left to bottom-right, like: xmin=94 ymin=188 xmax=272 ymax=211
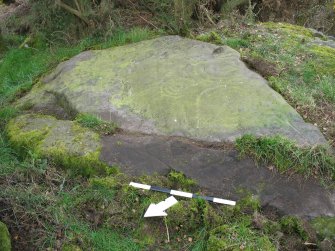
xmin=6 ymin=114 xmax=105 ymax=176
xmin=100 ymin=133 xmax=335 ymax=218
xmin=17 ymin=36 xmax=326 ymax=146
xmin=10 ymin=36 xmax=334 ymax=219
xmin=7 ymin=114 xmax=334 ymax=217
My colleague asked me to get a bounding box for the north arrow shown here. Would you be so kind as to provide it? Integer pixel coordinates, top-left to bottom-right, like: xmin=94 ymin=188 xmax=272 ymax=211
xmin=144 ymin=196 xmax=178 ymax=217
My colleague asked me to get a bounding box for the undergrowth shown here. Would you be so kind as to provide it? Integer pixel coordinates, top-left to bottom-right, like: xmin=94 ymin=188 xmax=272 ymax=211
xmin=236 ymin=135 xmax=335 ymax=185
xmin=0 ymin=27 xmax=154 ymax=108
xmin=0 ymin=142 xmax=314 ymax=250
xmin=1 ymin=5 xmax=334 ymax=249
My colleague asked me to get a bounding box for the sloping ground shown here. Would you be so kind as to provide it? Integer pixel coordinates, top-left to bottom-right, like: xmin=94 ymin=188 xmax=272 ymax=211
xmin=7 ymin=35 xmax=333 ymax=218
xmin=16 ymin=36 xmax=326 ymax=145
xmin=2 ymin=25 xmax=335 ymax=249
xmin=101 ymin=133 xmax=335 ymax=218
xmin=6 ymin=114 xmax=335 ymax=218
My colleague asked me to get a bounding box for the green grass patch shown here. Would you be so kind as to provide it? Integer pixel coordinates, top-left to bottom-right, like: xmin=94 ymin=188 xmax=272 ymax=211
xmin=236 ymin=135 xmax=335 ymax=183
xmin=0 ymin=136 xmax=324 ymax=250
xmin=225 ymin=38 xmax=250 ymax=49
xmin=280 ymin=216 xmax=308 ymax=240
xmin=196 ymin=31 xmax=224 ymax=45
xmin=216 ymin=22 xmax=335 ymax=113
xmin=75 ymin=113 xmax=117 ymax=135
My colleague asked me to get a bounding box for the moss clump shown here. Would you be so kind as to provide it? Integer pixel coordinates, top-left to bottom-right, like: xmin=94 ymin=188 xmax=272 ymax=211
xmin=263 ymin=22 xmax=313 ymax=38
xmin=6 ymin=114 xmax=110 ymax=177
xmin=196 ymin=31 xmax=224 ymax=45
xmin=207 ymin=224 xmax=276 ymax=251
xmin=311 ymin=217 xmax=335 ymax=240
xmin=309 ymin=45 xmax=335 ymax=75
xmin=6 ymin=114 xmax=54 ymax=155
xmin=0 ymin=221 xmax=11 ymax=251
xmin=75 ymin=113 xmax=117 ymax=135
xmin=90 ymin=174 xmax=124 ymax=189
xmin=62 ymin=244 xmax=82 ymax=251
xmin=233 ymin=193 xmax=261 ymax=213
xmin=168 ymin=170 xmax=197 ymax=190
xmin=236 ymin=135 xmax=335 ymax=183
xmin=280 ymin=216 xmax=308 ymax=240
xmin=167 ymin=200 xmax=204 ymax=231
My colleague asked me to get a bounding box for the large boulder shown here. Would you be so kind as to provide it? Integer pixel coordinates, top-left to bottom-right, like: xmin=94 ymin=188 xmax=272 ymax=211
xmin=17 ymin=36 xmax=326 ymax=146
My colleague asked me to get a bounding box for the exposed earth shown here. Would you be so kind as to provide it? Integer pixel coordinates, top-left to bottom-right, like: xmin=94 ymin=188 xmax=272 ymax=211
xmin=7 ymin=36 xmax=334 ymax=220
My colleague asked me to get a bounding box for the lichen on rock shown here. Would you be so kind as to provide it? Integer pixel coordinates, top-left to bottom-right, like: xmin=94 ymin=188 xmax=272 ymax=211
xmin=6 ymin=114 xmax=109 ymax=176
xmin=15 ymin=36 xmax=326 ymax=146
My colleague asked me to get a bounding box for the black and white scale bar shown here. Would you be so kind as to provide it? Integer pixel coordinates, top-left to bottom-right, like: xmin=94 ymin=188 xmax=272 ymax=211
xmin=129 ymin=182 xmax=236 ymax=206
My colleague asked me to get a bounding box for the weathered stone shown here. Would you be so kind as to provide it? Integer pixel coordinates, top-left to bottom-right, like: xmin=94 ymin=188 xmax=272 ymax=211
xmin=100 ymin=133 xmax=335 ymax=218
xmin=17 ymin=36 xmax=326 ymax=146
xmin=6 ymin=114 xmax=106 ymax=176
xmin=0 ymin=221 xmax=11 ymax=251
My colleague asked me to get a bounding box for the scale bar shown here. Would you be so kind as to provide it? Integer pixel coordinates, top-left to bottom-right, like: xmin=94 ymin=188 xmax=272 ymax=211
xmin=129 ymin=182 xmax=236 ymax=206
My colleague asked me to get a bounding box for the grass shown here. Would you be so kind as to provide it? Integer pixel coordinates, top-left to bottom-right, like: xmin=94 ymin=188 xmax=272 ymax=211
xmin=0 ymin=27 xmax=155 ymax=109
xmin=75 ymin=113 xmax=117 ymax=135
xmin=0 ymin=134 xmax=315 ymax=250
xmin=236 ymin=135 xmax=335 ymax=184
xmin=219 ymin=22 xmax=335 ymax=108
xmin=200 ymin=21 xmax=335 ymax=149
xmin=1 ymin=20 xmax=334 ymax=249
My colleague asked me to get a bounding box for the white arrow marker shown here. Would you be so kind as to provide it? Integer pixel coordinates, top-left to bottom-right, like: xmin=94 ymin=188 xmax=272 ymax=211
xmin=144 ymin=196 xmax=178 ymax=217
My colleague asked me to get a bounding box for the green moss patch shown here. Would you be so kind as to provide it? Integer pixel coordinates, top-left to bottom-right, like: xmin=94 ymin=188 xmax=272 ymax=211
xmin=6 ymin=114 xmax=109 ymax=176
xmin=311 ymin=217 xmax=335 ymax=240
xmin=0 ymin=221 xmax=11 ymax=251
xmin=196 ymin=31 xmax=224 ymax=44
xmin=263 ymin=22 xmax=314 ymax=38
xmin=309 ymin=45 xmax=335 ymax=75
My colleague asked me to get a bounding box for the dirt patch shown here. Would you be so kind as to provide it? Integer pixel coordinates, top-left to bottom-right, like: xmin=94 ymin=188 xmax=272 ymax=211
xmin=242 ymin=55 xmax=281 ymax=78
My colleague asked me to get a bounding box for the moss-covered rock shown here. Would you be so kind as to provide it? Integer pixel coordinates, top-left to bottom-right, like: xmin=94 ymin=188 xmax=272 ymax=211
xmin=6 ymin=114 xmax=110 ymax=176
xmin=16 ymin=36 xmax=326 ymax=146
xmin=0 ymin=221 xmax=11 ymax=251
